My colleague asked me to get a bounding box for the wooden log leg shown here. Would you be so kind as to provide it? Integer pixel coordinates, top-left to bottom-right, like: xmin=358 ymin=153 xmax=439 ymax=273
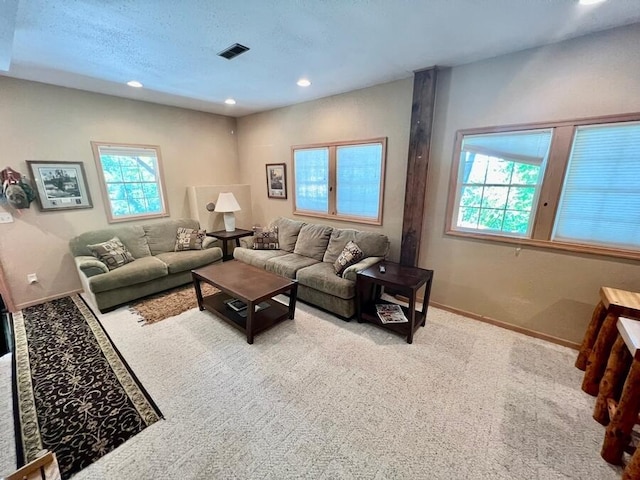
xmin=582 ymin=312 xmax=619 ymax=396
xmin=623 ymin=444 xmax=640 ymax=480
xmin=594 ymin=335 xmax=632 ymax=425
xmin=576 ymin=301 xmax=607 ymax=370
xmin=601 ymin=359 xmax=640 ymax=465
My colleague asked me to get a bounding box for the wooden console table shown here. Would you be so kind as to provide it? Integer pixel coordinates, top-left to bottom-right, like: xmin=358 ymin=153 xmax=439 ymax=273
xmin=356 ymin=262 xmax=434 ymax=344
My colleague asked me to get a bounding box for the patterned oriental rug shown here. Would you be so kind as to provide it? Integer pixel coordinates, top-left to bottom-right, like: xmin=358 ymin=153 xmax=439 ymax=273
xmin=129 ymin=283 xmax=219 ymax=324
xmin=12 ymin=295 xmax=162 ymax=479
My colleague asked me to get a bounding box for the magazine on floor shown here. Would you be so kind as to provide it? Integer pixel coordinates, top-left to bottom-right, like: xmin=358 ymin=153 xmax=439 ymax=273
xmin=375 ymin=304 xmax=408 ymax=324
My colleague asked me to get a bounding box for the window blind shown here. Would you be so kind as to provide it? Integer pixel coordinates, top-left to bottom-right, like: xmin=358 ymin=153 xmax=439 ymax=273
xmin=294 ymin=148 xmax=329 ymax=213
xmin=336 ymin=143 xmax=382 ymax=219
xmin=553 ymin=121 xmax=640 ymax=249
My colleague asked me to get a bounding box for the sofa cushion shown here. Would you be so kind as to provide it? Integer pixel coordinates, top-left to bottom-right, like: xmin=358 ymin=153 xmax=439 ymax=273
xmin=89 ymin=256 xmax=168 ymax=293
xmin=174 ymin=227 xmax=206 ymax=251
xmin=69 ymin=225 xmax=150 ymax=259
xmin=233 ymin=248 xmax=288 ymax=269
xmin=155 ymin=249 xmax=222 ymax=274
xmin=253 ymin=226 xmax=279 ymax=250
xmin=265 ymin=253 xmax=319 ymax=279
xmin=334 ymin=241 xmax=364 ymax=275
xmin=293 ymin=224 xmax=333 ymax=261
xmin=144 ymin=219 xmax=201 ymax=255
xmin=87 ymin=237 xmax=135 ymax=271
xmin=271 ymin=217 xmax=305 ymax=252
xmin=296 ymin=262 xmax=356 ymax=300
xmin=323 ymin=228 xmax=390 ymax=264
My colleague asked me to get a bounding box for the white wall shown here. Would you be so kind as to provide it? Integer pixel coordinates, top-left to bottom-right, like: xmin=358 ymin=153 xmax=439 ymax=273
xmin=0 ymin=78 xmax=239 ymax=308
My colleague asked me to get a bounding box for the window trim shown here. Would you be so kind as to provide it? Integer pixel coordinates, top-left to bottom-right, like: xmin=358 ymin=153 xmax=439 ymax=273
xmin=291 ymin=137 xmax=387 ymax=225
xmin=91 ymin=141 xmax=170 ymax=223
xmin=445 ymin=112 xmax=640 ymax=261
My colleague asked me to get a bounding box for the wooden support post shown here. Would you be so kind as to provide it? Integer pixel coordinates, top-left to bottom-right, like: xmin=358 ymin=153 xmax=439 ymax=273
xmin=602 ymin=359 xmax=640 ymax=465
xmin=582 ymin=312 xmax=619 ymax=396
xmin=576 ymin=301 xmax=607 ymax=370
xmin=399 ymin=67 xmax=437 ymax=267
xmin=593 ymin=335 xmax=632 ymax=425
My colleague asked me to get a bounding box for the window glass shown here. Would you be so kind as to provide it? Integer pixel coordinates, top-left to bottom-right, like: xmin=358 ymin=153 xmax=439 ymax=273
xmin=553 ymin=122 xmax=640 ymax=249
xmin=452 ymin=130 xmax=552 ymax=237
xmin=293 ymin=139 xmax=386 ymax=224
xmin=93 ymin=143 xmax=168 ymax=222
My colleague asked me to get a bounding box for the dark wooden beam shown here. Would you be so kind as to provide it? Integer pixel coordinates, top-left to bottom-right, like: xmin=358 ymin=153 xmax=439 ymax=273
xmin=400 ymin=67 xmax=437 ymax=267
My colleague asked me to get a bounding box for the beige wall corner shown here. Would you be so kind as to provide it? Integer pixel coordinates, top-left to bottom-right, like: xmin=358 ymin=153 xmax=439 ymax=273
xmin=187 ymin=184 xmax=253 ymax=232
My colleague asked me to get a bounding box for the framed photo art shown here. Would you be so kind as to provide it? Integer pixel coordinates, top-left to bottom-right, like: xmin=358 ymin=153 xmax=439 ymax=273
xmin=27 ymin=161 xmax=93 ymax=211
xmin=266 ymin=163 xmax=287 ymax=199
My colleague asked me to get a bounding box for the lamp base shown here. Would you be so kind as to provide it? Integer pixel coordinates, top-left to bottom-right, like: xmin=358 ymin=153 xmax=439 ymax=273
xmin=223 ymin=212 xmax=236 ymax=232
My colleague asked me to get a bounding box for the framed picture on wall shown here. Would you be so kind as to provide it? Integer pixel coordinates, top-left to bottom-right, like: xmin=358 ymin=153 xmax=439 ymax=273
xmin=266 ymin=163 xmax=287 ymax=199
xmin=26 ymin=161 xmax=93 ymax=211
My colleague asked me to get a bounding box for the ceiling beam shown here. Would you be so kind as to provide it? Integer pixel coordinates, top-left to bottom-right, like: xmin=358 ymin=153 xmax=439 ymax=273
xmin=399 ymin=67 xmax=437 ymax=267
xmin=0 ymin=0 xmax=19 ymax=71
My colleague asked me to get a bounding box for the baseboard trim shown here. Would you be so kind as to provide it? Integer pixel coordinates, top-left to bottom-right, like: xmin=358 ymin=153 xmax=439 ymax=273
xmin=429 ymin=301 xmax=580 ymax=351
xmin=15 ymin=289 xmax=83 ymax=311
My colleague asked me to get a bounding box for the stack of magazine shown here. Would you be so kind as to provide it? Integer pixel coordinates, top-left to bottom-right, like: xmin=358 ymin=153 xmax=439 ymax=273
xmin=224 ymin=298 xmax=270 ymax=318
xmin=375 ymin=304 xmax=408 ymax=324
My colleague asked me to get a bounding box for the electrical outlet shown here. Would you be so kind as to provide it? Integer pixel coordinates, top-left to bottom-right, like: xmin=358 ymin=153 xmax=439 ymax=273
xmin=27 ymin=273 xmax=38 ymax=284
xmin=0 ymin=212 xmax=13 ymax=223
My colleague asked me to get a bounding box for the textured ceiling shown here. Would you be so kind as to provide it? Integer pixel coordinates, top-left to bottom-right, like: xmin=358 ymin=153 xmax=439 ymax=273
xmin=2 ymin=1 xmax=640 ymax=117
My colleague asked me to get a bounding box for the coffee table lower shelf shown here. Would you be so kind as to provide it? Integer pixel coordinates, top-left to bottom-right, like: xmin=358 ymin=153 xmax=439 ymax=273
xmin=359 ymin=299 xmax=425 ymax=338
xmin=201 ymin=292 xmax=290 ymax=338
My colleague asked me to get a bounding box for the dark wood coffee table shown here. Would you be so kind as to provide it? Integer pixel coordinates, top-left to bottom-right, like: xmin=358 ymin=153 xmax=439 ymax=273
xmin=191 ymin=261 xmax=298 ymax=344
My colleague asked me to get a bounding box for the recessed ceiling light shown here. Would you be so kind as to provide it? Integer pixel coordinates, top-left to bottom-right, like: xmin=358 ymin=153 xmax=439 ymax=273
xmin=127 ymin=80 xmax=143 ymax=88
xmin=578 ymin=0 xmax=606 ymax=5
xmin=224 ymin=98 xmax=236 ymax=105
xmin=297 ymin=78 xmax=311 ymax=87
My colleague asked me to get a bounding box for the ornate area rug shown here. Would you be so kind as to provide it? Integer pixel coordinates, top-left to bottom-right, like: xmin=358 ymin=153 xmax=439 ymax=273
xmin=129 ymin=283 xmax=219 ymax=324
xmin=12 ymin=295 xmax=162 ymax=479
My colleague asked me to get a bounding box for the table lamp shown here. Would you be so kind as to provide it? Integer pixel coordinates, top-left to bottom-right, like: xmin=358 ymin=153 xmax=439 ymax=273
xmin=214 ymin=192 xmax=241 ymax=232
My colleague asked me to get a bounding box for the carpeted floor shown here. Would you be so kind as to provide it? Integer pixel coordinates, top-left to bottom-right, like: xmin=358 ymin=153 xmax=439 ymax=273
xmin=0 ymin=297 xmax=624 ymax=479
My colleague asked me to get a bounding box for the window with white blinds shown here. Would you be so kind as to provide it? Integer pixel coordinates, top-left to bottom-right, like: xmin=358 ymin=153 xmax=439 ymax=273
xmin=553 ymin=122 xmax=640 ymax=249
xmin=91 ymin=142 xmax=169 ymax=223
xmin=445 ymin=114 xmax=640 ymax=260
xmin=293 ymin=139 xmax=386 ymax=224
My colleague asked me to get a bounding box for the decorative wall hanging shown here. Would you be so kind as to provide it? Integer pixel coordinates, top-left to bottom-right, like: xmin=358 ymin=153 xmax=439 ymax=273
xmin=27 ymin=161 xmax=93 ymax=211
xmin=266 ymin=163 xmax=287 ymax=199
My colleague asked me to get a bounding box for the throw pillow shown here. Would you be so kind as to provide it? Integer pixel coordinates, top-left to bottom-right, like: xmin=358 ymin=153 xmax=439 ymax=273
xmin=87 ymin=237 xmax=135 ymax=271
xmin=174 ymin=227 xmax=206 ymax=251
xmin=334 ymin=240 xmax=364 ymax=275
xmin=253 ymin=226 xmax=279 ymax=250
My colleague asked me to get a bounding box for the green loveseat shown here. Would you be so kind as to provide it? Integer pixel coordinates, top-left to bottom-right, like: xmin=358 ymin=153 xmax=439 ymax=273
xmin=233 ymin=217 xmax=390 ymax=318
xmin=69 ymin=219 xmax=223 ymax=313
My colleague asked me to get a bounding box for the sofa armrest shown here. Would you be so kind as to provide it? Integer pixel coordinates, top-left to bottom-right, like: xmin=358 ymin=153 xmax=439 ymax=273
xmin=342 ymin=256 xmax=385 ymax=281
xmin=203 ymin=237 xmax=220 ymax=249
xmin=239 ymin=236 xmax=254 ymax=248
xmin=74 ymin=256 xmax=109 ymax=278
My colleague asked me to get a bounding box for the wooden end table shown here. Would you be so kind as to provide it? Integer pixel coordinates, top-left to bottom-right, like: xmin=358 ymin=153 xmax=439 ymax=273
xmin=192 ymin=261 xmax=298 ymax=344
xmin=356 ymin=262 xmax=434 ymax=344
xmin=206 ymin=228 xmax=253 ymax=261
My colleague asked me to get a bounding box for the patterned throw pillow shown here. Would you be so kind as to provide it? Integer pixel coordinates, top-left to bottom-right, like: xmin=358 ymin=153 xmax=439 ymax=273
xmin=334 ymin=240 xmax=364 ymax=275
xmin=87 ymin=237 xmax=135 ymax=271
xmin=253 ymin=226 xmax=279 ymax=250
xmin=174 ymin=227 xmax=206 ymax=251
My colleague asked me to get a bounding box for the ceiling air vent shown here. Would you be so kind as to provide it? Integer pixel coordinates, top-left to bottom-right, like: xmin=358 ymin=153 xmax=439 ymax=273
xmin=217 ymin=43 xmax=250 ymax=60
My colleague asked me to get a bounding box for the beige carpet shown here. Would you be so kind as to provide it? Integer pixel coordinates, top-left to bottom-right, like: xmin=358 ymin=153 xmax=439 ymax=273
xmin=129 ymin=283 xmax=219 ymax=324
xmin=0 ymin=297 xmax=624 ymax=479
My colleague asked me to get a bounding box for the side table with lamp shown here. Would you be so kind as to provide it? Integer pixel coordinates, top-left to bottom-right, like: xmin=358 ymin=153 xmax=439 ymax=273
xmin=206 ymin=192 xmax=252 ymax=261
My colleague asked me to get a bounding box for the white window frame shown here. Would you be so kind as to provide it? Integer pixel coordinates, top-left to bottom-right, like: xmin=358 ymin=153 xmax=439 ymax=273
xmin=91 ymin=141 xmax=170 ymax=223
xmin=292 ymin=138 xmax=387 ymax=225
xmin=445 ymin=112 xmax=640 ymax=261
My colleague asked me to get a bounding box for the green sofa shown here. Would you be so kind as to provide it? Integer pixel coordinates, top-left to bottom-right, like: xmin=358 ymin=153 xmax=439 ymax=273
xmin=233 ymin=217 xmax=390 ymax=318
xmin=69 ymin=218 xmax=223 ymax=313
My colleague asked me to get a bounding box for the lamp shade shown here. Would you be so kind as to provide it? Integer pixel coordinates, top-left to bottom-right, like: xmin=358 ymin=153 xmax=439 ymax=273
xmin=214 ymin=192 xmax=241 ymax=212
